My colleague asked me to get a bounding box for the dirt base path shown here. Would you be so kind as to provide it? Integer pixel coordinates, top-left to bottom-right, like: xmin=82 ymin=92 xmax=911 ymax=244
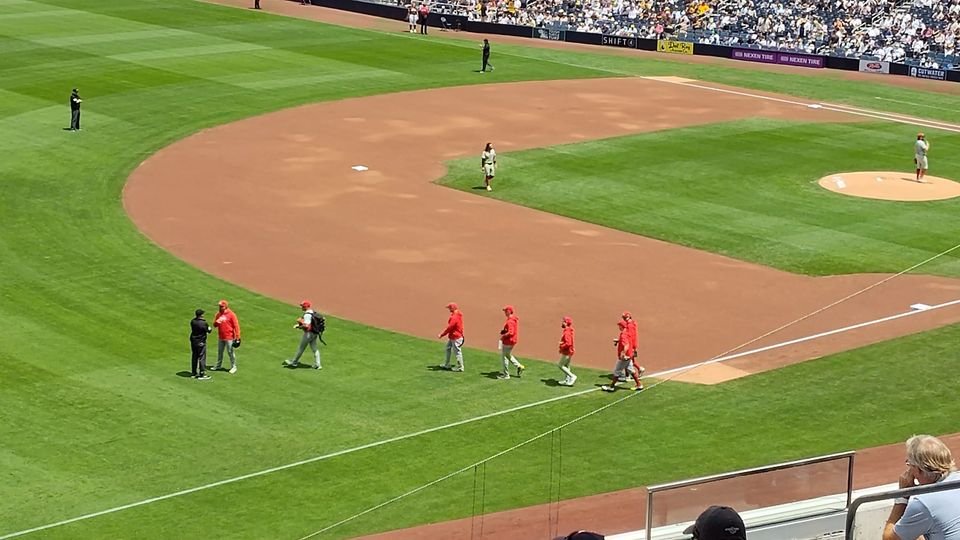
xmin=124 ymin=77 xmax=960 ymax=380
xmin=204 ymin=0 xmax=960 ymax=96
xmin=353 ymin=434 xmax=960 ymax=540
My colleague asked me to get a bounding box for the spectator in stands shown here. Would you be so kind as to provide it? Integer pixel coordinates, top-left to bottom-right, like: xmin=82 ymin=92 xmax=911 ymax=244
xmin=883 ymin=434 xmax=960 ymax=540
xmin=683 ymin=505 xmax=747 ymax=539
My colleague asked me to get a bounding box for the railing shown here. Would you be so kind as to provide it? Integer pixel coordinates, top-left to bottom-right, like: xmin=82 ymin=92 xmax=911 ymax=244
xmin=844 ymin=479 xmax=960 ymax=540
xmin=645 ymin=451 xmax=856 ymax=540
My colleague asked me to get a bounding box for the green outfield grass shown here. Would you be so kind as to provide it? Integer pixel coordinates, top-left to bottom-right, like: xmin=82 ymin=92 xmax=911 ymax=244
xmin=442 ymin=119 xmax=960 ymax=276
xmin=1 ymin=0 xmax=959 ymax=538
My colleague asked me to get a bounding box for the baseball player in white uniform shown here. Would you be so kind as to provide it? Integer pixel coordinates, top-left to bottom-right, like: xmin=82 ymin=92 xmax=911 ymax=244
xmin=915 ymin=133 xmax=930 ymax=183
xmin=407 ymin=4 xmax=417 ymax=33
xmin=482 ymin=142 xmax=496 ymax=191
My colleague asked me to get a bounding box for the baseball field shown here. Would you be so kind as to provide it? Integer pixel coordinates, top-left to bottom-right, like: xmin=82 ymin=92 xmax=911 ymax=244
xmin=3 ymin=0 xmax=960 ymax=538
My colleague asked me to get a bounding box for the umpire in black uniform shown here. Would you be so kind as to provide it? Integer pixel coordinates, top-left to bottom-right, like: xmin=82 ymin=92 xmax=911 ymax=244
xmin=190 ymin=309 xmax=213 ymax=380
xmin=69 ymin=88 xmax=82 ymax=131
xmin=481 ymin=39 xmax=494 ymax=72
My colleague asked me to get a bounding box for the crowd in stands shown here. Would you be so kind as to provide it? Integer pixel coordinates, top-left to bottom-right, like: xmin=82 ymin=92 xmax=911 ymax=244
xmin=419 ymin=0 xmax=960 ymax=70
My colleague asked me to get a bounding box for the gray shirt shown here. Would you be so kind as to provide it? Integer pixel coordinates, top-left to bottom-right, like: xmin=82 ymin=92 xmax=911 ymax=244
xmin=895 ymin=472 xmax=960 ymax=540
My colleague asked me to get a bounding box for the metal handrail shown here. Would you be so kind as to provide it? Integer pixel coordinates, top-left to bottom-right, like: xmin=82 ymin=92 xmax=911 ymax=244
xmin=645 ymin=451 xmax=856 ymax=540
xmin=844 ymin=479 xmax=960 ymax=540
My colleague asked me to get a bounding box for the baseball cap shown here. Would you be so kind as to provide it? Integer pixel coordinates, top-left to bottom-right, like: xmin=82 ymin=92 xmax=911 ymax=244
xmin=622 ymin=311 xmax=632 ymax=319
xmin=446 ymin=302 xmax=459 ymax=310
xmin=218 ymin=299 xmax=228 ymax=308
xmin=563 ymin=316 xmax=573 ymax=325
xmin=195 ymin=309 xmax=205 ymax=317
xmin=300 ymin=300 xmax=312 ymax=308
xmin=503 ymin=305 xmax=515 ymax=314
xmin=565 ymin=532 xmax=604 ymax=540
xmin=683 ymin=506 xmax=746 ymax=539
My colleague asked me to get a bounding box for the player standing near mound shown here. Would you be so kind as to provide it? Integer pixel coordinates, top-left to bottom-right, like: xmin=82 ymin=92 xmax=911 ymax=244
xmin=915 ymin=132 xmax=930 ymax=183
xmin=481 ymin=142 xmax=496 ymax=191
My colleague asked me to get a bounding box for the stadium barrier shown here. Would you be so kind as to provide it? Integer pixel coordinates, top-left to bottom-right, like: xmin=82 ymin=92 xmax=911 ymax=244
xmin=643 ymin=451 xmax=854 ymax=540
xmin=844 ymin=479 xmax=960 ymax=540
xmin=297 ymin=0 xmax=960 ymax=84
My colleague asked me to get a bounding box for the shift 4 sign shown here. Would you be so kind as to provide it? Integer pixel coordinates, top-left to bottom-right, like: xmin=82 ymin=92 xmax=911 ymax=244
xmin=601 ymin=35 xmax=636 ymax=48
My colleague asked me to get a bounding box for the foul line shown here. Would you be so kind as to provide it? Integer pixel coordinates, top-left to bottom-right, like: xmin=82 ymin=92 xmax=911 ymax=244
xmin=644 ymin=78 xmax=960 ymax=134
xmin=652 ymin=297 xmax=960 ymax=379
xmin=0 ymin=388 xmax=595 ymax=540
xmin=7 ymin=296 xmax=960 ymax=540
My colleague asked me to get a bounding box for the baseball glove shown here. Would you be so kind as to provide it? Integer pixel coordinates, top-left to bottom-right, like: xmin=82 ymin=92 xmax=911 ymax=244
xmin=233 ymin=338 xmax=242 ymax=348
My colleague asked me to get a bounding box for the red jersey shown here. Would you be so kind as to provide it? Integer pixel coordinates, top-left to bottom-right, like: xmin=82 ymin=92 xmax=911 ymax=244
xmin=214 ymin=308 xmax=240 ymax=340
xmin=617 ymin=329 xmax=633 ymax=358
xmin=501 ymin=314 xmax=519 ymax=346
xmin=440 ymin=309 xmax=464 ymax=340
xmin=558 ymin=326 xmax=575 ymax=355
xmin=626 ymin=319 xmax=638 ymax=350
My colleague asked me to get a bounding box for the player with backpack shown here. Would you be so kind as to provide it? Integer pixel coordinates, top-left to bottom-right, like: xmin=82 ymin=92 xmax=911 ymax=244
xmin=284 ymin=300 xmax=325 ymax=370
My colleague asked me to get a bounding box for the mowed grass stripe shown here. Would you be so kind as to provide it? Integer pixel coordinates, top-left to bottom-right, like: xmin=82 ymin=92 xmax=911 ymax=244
xmin=443 ymin=118 xmax=960 ymax=276
xmin=0 ymin=0 xmax=959 ymax=538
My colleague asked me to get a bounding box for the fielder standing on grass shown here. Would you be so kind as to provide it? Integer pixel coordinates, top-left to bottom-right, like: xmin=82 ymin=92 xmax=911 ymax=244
xmin=557 ymin=316 xmax=577 ymax=386
xmin=621 ymin=311 xmax=645 ymax=382
xmin=69 ymin=88 xmax=82 ymax=131
xmin=481 ymin=38 xmax=494 ymax=72
xmin=438 ymin=302 xmax=465 ymax=371
xmin=498 ymin=305 xmax=525 ymax=379
xmin=284 ymin=300 xmax=323 ymax=369
xmin=213 ymin=300 xmax=241 ymax=374
xmin=481 ymin=142 xmax=496 ymax=191
xmin=915 ymin=132 xmax=930 ymax=183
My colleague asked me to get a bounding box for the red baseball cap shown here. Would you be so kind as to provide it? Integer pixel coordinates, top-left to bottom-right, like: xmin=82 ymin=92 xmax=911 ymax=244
xmin=622 ymin=311 xmax=632 ymax=319
xmin=562 ymin=316 xmax=573 ymax=326
xmin=446 ymin=302 xmax=458 ymax=310
xmin=218 ymin=300 xmax=228 ymax=308
xmin=300 ymin=300 xmax=312 ymax=308
xmin=502 ymin=305 xmax=515 ymax=314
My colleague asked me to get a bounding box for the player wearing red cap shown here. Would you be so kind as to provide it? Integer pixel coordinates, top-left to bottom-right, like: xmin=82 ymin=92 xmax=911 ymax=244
xmin=438 ymin=302 xmax=465 ymax=372
xmin=557 ymin=316 xmax=577 ymax=386
xmin=620 ymin=311 xmax=645 ymax=383
xmin=602 ymin=320 xmax=643 ymax=392
xmin=213 ymin=299 xmax=241 ymax=374
xmin=498 ymin=305 xmax=525 ymax=379
xmin=284 ymin=300 xmax=322 ymax=370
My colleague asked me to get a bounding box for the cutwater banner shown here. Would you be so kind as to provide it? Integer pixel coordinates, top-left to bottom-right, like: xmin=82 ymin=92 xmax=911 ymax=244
xmin=657 ymin=39 xmax=693 ymax=55
xmin=731 ymin=48 xmax=824 ymax=68
xmin=533 ymin=27 xmax=564 ymax=41
xmin=909 ymin=66 xmax=946 ymax=81
xmin=601 ymin=35 xmax=636 ymax=48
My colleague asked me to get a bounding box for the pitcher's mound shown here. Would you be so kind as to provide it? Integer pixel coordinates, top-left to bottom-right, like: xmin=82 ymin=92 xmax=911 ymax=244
xmin=818 ymin=171 xmax=960 ymax=201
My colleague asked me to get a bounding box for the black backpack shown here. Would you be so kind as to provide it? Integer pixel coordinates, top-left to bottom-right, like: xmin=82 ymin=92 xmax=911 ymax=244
xmin=309 ymin=311 xmax=327 ymax=344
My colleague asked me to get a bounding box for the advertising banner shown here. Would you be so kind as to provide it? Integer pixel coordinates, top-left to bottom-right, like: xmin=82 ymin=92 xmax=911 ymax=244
xmin=908 ymin=66 xmax=946 ymax=81
xmin=601 ymin=35 xmax=636 ymax=48
xmin=533 ymin=27 xmax=564 ymax=41
xmin=858 ymin=59 xmax=890 ymax=74
xmin=657 ymin=39 xmax=693 ymax=55
xmin=731 ymin=48 xmax=824 ymax=68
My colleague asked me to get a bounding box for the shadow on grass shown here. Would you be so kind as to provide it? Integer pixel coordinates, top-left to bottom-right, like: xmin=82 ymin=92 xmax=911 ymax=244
xmin=480 ymin=371 xmax=505 ymax=380
xmin=175 ymin=371 xmax=194 ymax=378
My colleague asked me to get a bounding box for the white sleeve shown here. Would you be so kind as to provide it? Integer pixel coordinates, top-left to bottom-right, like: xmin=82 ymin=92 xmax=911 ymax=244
xmin=303 ymin=312 xmax=313 ymax=326
xmin=894 ymin=498 xmax=932 ymax=540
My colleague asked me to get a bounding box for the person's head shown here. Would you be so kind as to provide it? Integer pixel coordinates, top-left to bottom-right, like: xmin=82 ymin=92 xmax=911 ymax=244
xmin=300 ymin=300 xmax=312 ymax=311
xmin=195 ymin=308 xmax=205 ymax=318
xmin=918 ymin=132 xmax=925 ymax=140
xmin=72 ymin=88 xmax=78 ymax=94
xmin=218 ymin=299 xmax=228 ymax=311
xmin=905 ymin=434 xmax=956 ymax=484
xmin=485 ymin=142 xmax=493 ymax=152
xmin=484 ymin=38 xmax=489 ymax=44
xmin=683 ymin=506 xmax=746 ymax=540
xmin=622 ymin=311 xmax=632 ymax=321
xmin=562 ymin=316 xmax=573 ymax=328
xmin=446 ymin=302 xmax=459 ymax=313
xmin=502 ymin=305 xmax=515 ymax=316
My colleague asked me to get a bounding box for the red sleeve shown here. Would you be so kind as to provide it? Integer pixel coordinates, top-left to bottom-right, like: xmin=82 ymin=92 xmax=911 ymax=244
xmin=440 ymin=315 xmax=456 ymax=338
